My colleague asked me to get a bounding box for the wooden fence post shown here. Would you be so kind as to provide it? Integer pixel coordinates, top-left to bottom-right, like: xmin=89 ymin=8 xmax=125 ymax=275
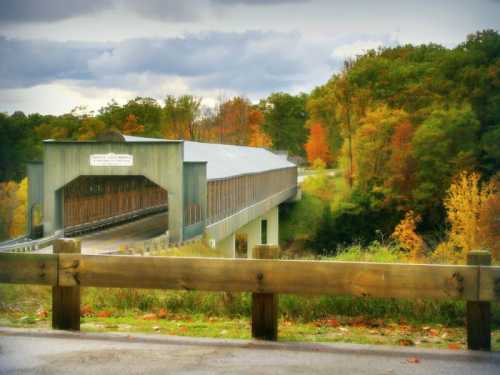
xmin=251 ymin=244 xmax=280 ymax=340
xmin=467 ymin=250 xmax=491 ymax=351
xmin=52 ymin=238 xmax=81 ymax=330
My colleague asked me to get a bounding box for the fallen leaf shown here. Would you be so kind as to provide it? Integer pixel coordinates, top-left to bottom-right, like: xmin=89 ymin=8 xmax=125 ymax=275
xmin=142 ymin=313 xmax=158 ymax=320
xmin=36 ymin=309 xmax=48 ymax=319
xmin=97 ymin=310 xmax=112 ymax=318
xmin=153 ymin=326 xmax=161 ymax=332
xmin=339 ymin=327 xmax=349 ymax=333
xmin=327 ymin=319 xmax=340 ymax=328
xmin=157 ymin=308 xmax=167 ymax=319
xmin=398 ymin=339 xmax=415 ymax=346
xmin=447 ymin=343 xmax=460 ymax=350
xmin=80 ymin=304 xmax=94 ymax=317
xmin=406 ymin=357 xmax=420 ymax=364
xmin=429 ymin=329 xmax=439 ymax=336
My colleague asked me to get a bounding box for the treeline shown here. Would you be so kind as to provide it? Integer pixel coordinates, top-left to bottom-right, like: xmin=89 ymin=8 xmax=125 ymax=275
xmin=300 ymin=30 xmax=500 ymax=253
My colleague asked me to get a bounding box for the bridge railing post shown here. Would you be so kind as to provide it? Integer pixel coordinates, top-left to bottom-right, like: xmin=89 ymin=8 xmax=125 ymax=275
xmin=52 ymin=238 xmax=81 ymax=331
xmin=251 ymin=244 xmax=280 ymax=341
xmin=467 ymin=250 xmax=491 ymax=351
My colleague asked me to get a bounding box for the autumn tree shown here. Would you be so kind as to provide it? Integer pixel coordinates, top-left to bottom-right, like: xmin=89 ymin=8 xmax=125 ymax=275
xmin=78 ymin=117 xmax=108 ymax=140
xmin=121 ymin=114 xmax=145 ymax=135
xmin=214 ymin=96 xmax=252 ymax=144
xmin=9 ymin=178 xmax=27 ymax=238
xmin=352 ymin=106 xmax=409 ymax=192
xmin=248 ymin=109 xmax=272 ymax=148
xmin=162 ymin=95 xmax=202 ymax=140
xmin=391 ymin=210 xmax=425 ymax=261
xmin=434 ymin=171 xmax=496 ymax=262
xmin=386 ymin=121 xmax=417 ymax=204
xmin=305 ymin=123 xmax=331 ymax=165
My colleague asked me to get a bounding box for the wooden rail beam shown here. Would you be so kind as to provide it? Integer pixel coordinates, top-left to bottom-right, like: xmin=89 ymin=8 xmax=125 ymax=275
xmin=57 ymin=254 xmax=479 ymax=300
xmin=0 ymin=252 xmax=57 ymax=285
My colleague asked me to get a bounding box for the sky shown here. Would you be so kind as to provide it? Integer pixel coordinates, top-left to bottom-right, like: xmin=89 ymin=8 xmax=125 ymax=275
xmin=0 ymin=0 xmax=499 ymax=115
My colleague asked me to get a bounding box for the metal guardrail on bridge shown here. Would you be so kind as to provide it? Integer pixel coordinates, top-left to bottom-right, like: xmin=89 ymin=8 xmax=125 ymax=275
xmin=0 ymin=232 xmax=62 ymax=253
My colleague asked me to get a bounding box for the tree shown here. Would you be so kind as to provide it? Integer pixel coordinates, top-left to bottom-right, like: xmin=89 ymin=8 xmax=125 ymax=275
xmin=261 ymin=92 xmax=308 ymax=156
xmin=214 ymin=96 xmax=252 ymax=144
xmin=162 ymin=95 xmax=202 ymax=140
xmin=412 ymin=107 xmax=480 ymax=209
xmin=78 ymin=117 xmax=107 ymax=140
xmin=391 ymin=211 xmax=424 ymax=261
xmin=9 ymin=177 xmax=27 ymax=238
xmin=444 ymin=171 xmax=494 ymax=257
xmin=305 ymin=123 xmax=331 ymax=165
xmin=248 ymin=109 xmax=272 ymax=148
xmin=386 ymin=120 xmax=417 ymax=204
xmin=121 ymin=114 xmax=145 ymax=135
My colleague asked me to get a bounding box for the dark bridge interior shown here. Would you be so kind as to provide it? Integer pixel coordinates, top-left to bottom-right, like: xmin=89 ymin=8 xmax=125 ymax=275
xmin=63 ymin=175 xmax=167 ymax=235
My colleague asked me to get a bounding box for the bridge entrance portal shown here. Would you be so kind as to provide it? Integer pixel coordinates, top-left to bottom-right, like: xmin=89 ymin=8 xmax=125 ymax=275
xmin=62 ymin=175 xmax=168 ymax=236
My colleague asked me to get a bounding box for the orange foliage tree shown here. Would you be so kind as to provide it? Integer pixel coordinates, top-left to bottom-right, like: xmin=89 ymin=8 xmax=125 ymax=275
xmin=391 ymin=210 xmax=425 ymax=261
xmin=248 ymin=109 xmax=272 ymax=148
xmin=305 ymin=123 xmax=331 ymax=165
xmin=121 ymin=114 xmax=145 ymax=135
xmin=386 ymin=121 xmax=416 ymax=203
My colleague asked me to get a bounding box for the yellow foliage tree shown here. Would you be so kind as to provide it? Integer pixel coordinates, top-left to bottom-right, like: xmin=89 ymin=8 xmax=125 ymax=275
xmin=391 ymin=210 xmax=424 ymax=261
xmin=9 ymin=178 xmax=27 ymax=238
xmin=434 ymin=171 xmax=496 ymax=263
xmin=445 ymin=171 xmax=494 ymax=254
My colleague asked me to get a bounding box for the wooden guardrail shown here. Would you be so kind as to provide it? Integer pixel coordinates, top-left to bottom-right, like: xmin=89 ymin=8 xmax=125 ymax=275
xmin=0 ymin=239 xmax=499 ymax=350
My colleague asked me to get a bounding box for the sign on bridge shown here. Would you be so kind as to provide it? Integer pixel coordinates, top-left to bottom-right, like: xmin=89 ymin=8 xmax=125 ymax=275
xmin=90 ymin=153 xmax=134 ymax=167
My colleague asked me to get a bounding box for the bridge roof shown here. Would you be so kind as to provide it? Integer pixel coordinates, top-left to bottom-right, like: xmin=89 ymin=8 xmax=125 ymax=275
xmin=183 ymin=141 xmax=295 ymax=180
xmin=121 ymin=134 xmax=295 ymax=180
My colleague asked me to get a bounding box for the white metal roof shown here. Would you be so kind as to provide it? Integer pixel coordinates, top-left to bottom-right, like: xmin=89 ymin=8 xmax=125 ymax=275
xmin=184 ymin=141 xmax=295 ymax=180
xmin=123 ymin=135 xmax=295 ymax=180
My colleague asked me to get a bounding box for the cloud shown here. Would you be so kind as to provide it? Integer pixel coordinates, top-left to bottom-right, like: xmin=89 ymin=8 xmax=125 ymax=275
xmin=0 ymin=0 xmax=309 ymax=24
xmin=0 ymin=31 xmax=335 ymax=96
xmin=213 ymin=0 xmax=309 ymax=5
xmin=0 ymin=0 xmax=113 ymax=23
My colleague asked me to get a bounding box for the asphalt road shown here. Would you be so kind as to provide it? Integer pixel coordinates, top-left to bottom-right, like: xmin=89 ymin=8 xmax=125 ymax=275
xmin=1 ymin=328 xmax=499 ymax=375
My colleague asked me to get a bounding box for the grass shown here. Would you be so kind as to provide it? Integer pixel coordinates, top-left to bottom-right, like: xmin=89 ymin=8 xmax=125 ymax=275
xmin=2 ymin=306 xmax=500 ymax=351
xmin=1 ymin=227 xmax=499 ymax=351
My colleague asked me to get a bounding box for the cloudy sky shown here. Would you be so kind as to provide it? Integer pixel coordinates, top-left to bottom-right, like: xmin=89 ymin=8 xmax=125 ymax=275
xmin=0 ymin=0 xmax=499 ymax=115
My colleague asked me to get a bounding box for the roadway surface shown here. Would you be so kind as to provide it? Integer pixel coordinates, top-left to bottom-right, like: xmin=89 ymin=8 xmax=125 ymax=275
xmin=35 ymin=212 xmax=168 ymax=255
xmin=74 ymin=212 xmax=168 ymax=254
xmin=1 ymin=328 xmax=499 ymax=375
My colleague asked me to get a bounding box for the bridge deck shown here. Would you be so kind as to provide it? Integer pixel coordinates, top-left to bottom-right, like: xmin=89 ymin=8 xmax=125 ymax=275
xmin=36 ymin=212 xmax=168 ymax=255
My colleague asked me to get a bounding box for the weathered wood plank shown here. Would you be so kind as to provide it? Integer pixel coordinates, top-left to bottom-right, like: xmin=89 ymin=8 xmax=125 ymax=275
xmin=52 ymin=239 xmax=81 ymax=331
xmin=478 ymin=266 xmax=500 ymax=302
xmin=252 ymin=245 xmax=280 ymax=341
xmin=0 ymin=252 xmax=57 ymax=285
xmin=466 ymin=251 xmax=491 ymax=351
xmin=58 ymin=254 xmax=478 ymax=300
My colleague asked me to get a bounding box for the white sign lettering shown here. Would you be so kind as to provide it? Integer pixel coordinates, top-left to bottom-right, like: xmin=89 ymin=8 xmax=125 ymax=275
xmin=90 ymin=153 xmax=133 ymax=167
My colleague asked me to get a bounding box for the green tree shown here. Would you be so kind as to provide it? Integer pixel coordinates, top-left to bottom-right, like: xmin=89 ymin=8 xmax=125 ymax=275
xmin=412 ymin=107 xmax=480 ymax=209
xmin=261 ymin=92 xmax=308 ymax=156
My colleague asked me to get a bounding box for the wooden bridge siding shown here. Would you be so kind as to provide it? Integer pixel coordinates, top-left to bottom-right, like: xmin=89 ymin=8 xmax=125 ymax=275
xmin=63 ymin=176 xmax=167 ymax=228
xmin=206 ymin=167 xmax=296 ymax=225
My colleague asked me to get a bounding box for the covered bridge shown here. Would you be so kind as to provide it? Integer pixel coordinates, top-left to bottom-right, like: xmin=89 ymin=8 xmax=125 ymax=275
xmin=27 ymin=133 xmax=298 ymax=256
